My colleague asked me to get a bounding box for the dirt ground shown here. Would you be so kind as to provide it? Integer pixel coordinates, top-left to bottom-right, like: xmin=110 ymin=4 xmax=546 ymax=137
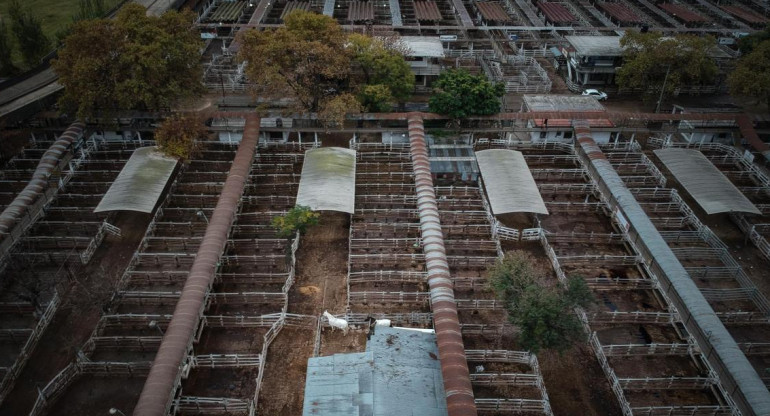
xmin=257 ymin=212 xmax=350 ymax=416
xmin=539 ymin=345 xmax=623 ymax=416
xmin=0 ymin=211 xmax=151 ymax=416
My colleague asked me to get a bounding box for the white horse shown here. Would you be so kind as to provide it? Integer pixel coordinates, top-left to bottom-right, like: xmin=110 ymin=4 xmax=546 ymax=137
xmin=323 ymin=310 xmax=349 ymax=335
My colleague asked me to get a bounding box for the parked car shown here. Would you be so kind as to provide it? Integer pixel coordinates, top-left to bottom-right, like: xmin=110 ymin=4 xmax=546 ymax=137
xmin=582 ymin=89 xmax=608 ymax=101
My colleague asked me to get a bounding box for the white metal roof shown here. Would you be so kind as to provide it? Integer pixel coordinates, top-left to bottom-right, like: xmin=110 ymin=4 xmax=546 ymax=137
xmin=400 ymin=36 xmax=445 ymax=57
xmin=94 ymin=147 xmax=178 ymax=213
xmin=476 ymin=149 xmax=549 ymax=215
xmin=296 ymin=147 xmax=357 ymax=214
xmin=523 ymin=94 xmax=606 ymax=112
xmin=654 ymin=148 xmax=761 ymax=215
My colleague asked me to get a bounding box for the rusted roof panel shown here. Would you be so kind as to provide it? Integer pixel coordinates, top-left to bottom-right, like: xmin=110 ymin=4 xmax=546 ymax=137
xmin=474 ymin=1 xmax=512 ymax=22
xmin=537 ymin=2 xmax=576 ymax=23
xmin=658 ymin=3 xmax=709 ymax=23
xmin=721 ymin=5 xmax=768 ymax=24
xmin=281 ymin=1 xmax=311 ymax=20
xmin=597 ymin=2 xmax=642 ymax=23
xmin=348 ymin=1 xmax=375 ymax=21
xmin=414 ymin=0 xmax=443 ymax=21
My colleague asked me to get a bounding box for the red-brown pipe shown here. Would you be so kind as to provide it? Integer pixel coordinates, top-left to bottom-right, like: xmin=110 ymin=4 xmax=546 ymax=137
xmin=0 ymin=122 xmax=84 ymax=237
xmin=133 ymin=114 xmax=260 ymax=416
xmin=407 ymin=114 xmax=477 ymax=416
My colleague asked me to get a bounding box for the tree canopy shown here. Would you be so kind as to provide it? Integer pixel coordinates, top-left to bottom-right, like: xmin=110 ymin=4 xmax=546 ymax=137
xmin=154 ymin=113 xmax=206 ymax=160
xmin=8 ymin=0 xmax=50 ymax=68
xmin=729 ymin=40 xmax=770 ymax=107
xmin=52 ymin=3 xmax=204 ymax=119
xmin=487 ymin=251 xmax=594 ymax=354
xmin=617 ymin=32 xmax=719 ymax=103
xmin=428 ymin=69 xmax=505 ymax=119
xmin=737 ymin=25 xmax=770 ymax=55
xmin=238 ymin=11 xmax=414 ymax=119
xmin=0 ymin=19 xmax=17 ymax=77
xmin=272 ymin=205 xmax=320 ymax=238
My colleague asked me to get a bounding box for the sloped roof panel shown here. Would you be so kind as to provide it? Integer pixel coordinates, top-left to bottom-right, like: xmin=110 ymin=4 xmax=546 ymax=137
xmin=597 ymin=2 xmax=642 ymax=23
xmin=654 ymin=148 xmax=760 ymax=215
xmin=476 ymin=149 xmax=549 ymax=215
xmin=296 ymin=147 xmax=357 ymax=213
xmin=659 ymin=3 xmax=709 ymax=22
xmin=475 ymin=1 xmax=512 ymax=22
xmin=537 ymin=2 xmax=576 ymax=23
xmin=348 ymin=1 xmax=375 ymax=21
xmin=414 ymin=0 xmax=443 ymax=21
xmin=94 ymin=146 xmax=178 ymax=213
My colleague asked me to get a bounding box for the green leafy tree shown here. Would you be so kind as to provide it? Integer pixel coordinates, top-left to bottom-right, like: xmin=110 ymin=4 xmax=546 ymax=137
xmin=318 ymin=93 xmax=363 ymax=129
xmin=272 ymin=205 xmax=320 ymax=238
xmin=8 ymin=0 xmax=50 ymax=68
xmin=487 ymin=251 xmax=538 ymax=304
xmin=52 ymin=3 xmax=204 ymax=119
xmin=358 ymin=84 xmax=394 ymax=112
xmin=429 ymin=69 xmax=505 ymax=119
xmin=737 ymin=25 xmax=770 ymax=55
xmin=239 ymin=11 xmax=351 ymax=113
xmin=729 ymin=40 xmax=770 ymax=107
xmin=154 ymin=113 xmax=206 ymax=160
xmin=348 ymin=33 xmax=415 ymax=104
xmin=512 ymin=285 xmax=586 ymax=354
xmin=0 ymin=19 xmax=17 ymax=76
xmin=617 ymin=32 xmax=718 ymax=103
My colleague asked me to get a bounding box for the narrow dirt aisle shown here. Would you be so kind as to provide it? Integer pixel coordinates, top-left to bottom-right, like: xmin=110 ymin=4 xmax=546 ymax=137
xmin=257 ymin=212 xmax=350 ymax=416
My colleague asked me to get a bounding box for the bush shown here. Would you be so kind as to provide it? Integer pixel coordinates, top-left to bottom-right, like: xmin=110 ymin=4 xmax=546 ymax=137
xmin=487 ymin=252 xmax=594 ymax=354
xmin=271 ymin=205 xmax=320 ymax=238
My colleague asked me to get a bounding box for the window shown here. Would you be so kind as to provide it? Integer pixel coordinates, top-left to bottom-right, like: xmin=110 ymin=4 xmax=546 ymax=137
xmin=564 ymin=131 xmax=573 ymax=139
xmin=539 ymin=131 xmax=547 ymax=139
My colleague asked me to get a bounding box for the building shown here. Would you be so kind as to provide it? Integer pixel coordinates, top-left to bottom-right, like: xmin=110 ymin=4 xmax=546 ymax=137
xmin=401 ymin=37 xmax=446 ymax=90
xmin=521 ymin=94 xmax=617 ymax=143
xmin=302 ymin=326 xmax=448 ymax=416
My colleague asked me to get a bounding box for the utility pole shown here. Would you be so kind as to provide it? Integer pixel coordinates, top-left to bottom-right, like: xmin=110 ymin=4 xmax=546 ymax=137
xmin=655 ymin=64 xmax=672 ymax=114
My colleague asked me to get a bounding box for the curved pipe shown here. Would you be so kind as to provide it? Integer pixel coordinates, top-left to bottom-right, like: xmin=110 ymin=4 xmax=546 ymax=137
xmin=407 ymin=114 xmax=477 ymax=416
xmin=0 ymin=122 xmax=84 ymax=237
xmin=133 ymin=114 xmax=260 ymax=416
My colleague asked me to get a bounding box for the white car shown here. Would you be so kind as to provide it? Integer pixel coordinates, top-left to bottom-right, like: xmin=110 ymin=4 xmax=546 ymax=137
xmin=582 ymin=89 xmax=608 ymax=101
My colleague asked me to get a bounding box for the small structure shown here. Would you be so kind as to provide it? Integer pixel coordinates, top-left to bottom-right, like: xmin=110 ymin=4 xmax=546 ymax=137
xmin=536 ymin=2 xmax=577 ymax=25
xmin=296 ymin=147 xmax=357 ymax=213
xmin=654 ymin=148 xmax=761 ymax=215
xmin=400 ymin=36 xmax=445 ymax=89
xmin=563 ymin=35 xmax=624 ymax=89
xmin=658 ymin=3 xmax=710 ymax=26
xmin=414 ymin=0 xmax=443 ymax=22
xmin=596 ymin=2 xmax=643 ymax=26
xmin=474 ymin=1 xmax=513 ymax=24
xmin=476 ymin=149 xmax=549 ymax=215
xmin=671 ymin=103 xmax=741 ymax=145
xmin=94 ymin=147 xmax=178 ymax=213
xmin=522 ymin=94 xmax=616 ymax=143
xmin=302 ymin=326 xmax=448 ymax=416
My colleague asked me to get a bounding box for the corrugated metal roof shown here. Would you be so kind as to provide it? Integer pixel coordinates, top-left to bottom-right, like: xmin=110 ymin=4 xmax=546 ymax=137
xmin=208 ymin=1 xmax=246 ymax=22
xmin=474 ymin=1 xmax=512 ymax=22
xmin=296 ymin=147 xmax=357 ymax=213
xmin=654 ymin=148 xmax=760 ymax=215
xmin=537 ymin=2 xmax=576 ymax=23
xmin=281 ymin=1 xmax=311 ymax=20
xmin=348 ymin=1 xmax=375 ymax=21
xmin=565 ymin=35 xmax=623 ymax=57
xmin=414 ymin=0 xmax=443 ymax=21
xmin=721 ymin=5 xmax=768 ymax=24
xmin=476 ymin=149 xmax=549 ymax=215
xmin=658 ymin=3 xmax=709 ymax=23
xmin=597 ymin=2 xmax=642 ymax=23
xmin=523 ymin=94 xmax=606 ymax=112
xmin=303 ymin=327 xmax=447 ymax=416
xmin=94 ymin=146 xmax=178 ymax=213
xmin=401 ymin=36 xmax=445 ymax=57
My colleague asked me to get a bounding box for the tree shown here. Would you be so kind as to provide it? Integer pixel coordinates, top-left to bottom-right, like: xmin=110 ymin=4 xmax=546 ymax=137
xmin=154 ymin=113 xmax=206 ymax=160
xmin=8 ymin=0 xmax=50 ymax=68
xmin=729 ymin=40 xmax=770 ymax=107
xmin=486 ymin=252 xmax=594 ymax=354
xmin=358 ymin=84 xmax=394 ymax=113
xmin=429 ymin=69 xmax=505 ymax=119
xmin=55 ymin=0 xmax=108 ymax=45
xmin=348 ymin=33 xmax=415 ymax=105
xmin=239 ymin=11 xmax=351 ymax=113
xmin=52 ymin=3 xmax=204 ymax=119
xmin=737 ymin=25 xmax=770 ymax=55
xmin=0 ymin=19 xmax=17 ymax=76
xmin=318 ymin=93 xmax=363 ymax=129
xmin=272 ymin=205 xmax=320 ymax=238
xmin=617 ymin=32 xmax=718 ymax=103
